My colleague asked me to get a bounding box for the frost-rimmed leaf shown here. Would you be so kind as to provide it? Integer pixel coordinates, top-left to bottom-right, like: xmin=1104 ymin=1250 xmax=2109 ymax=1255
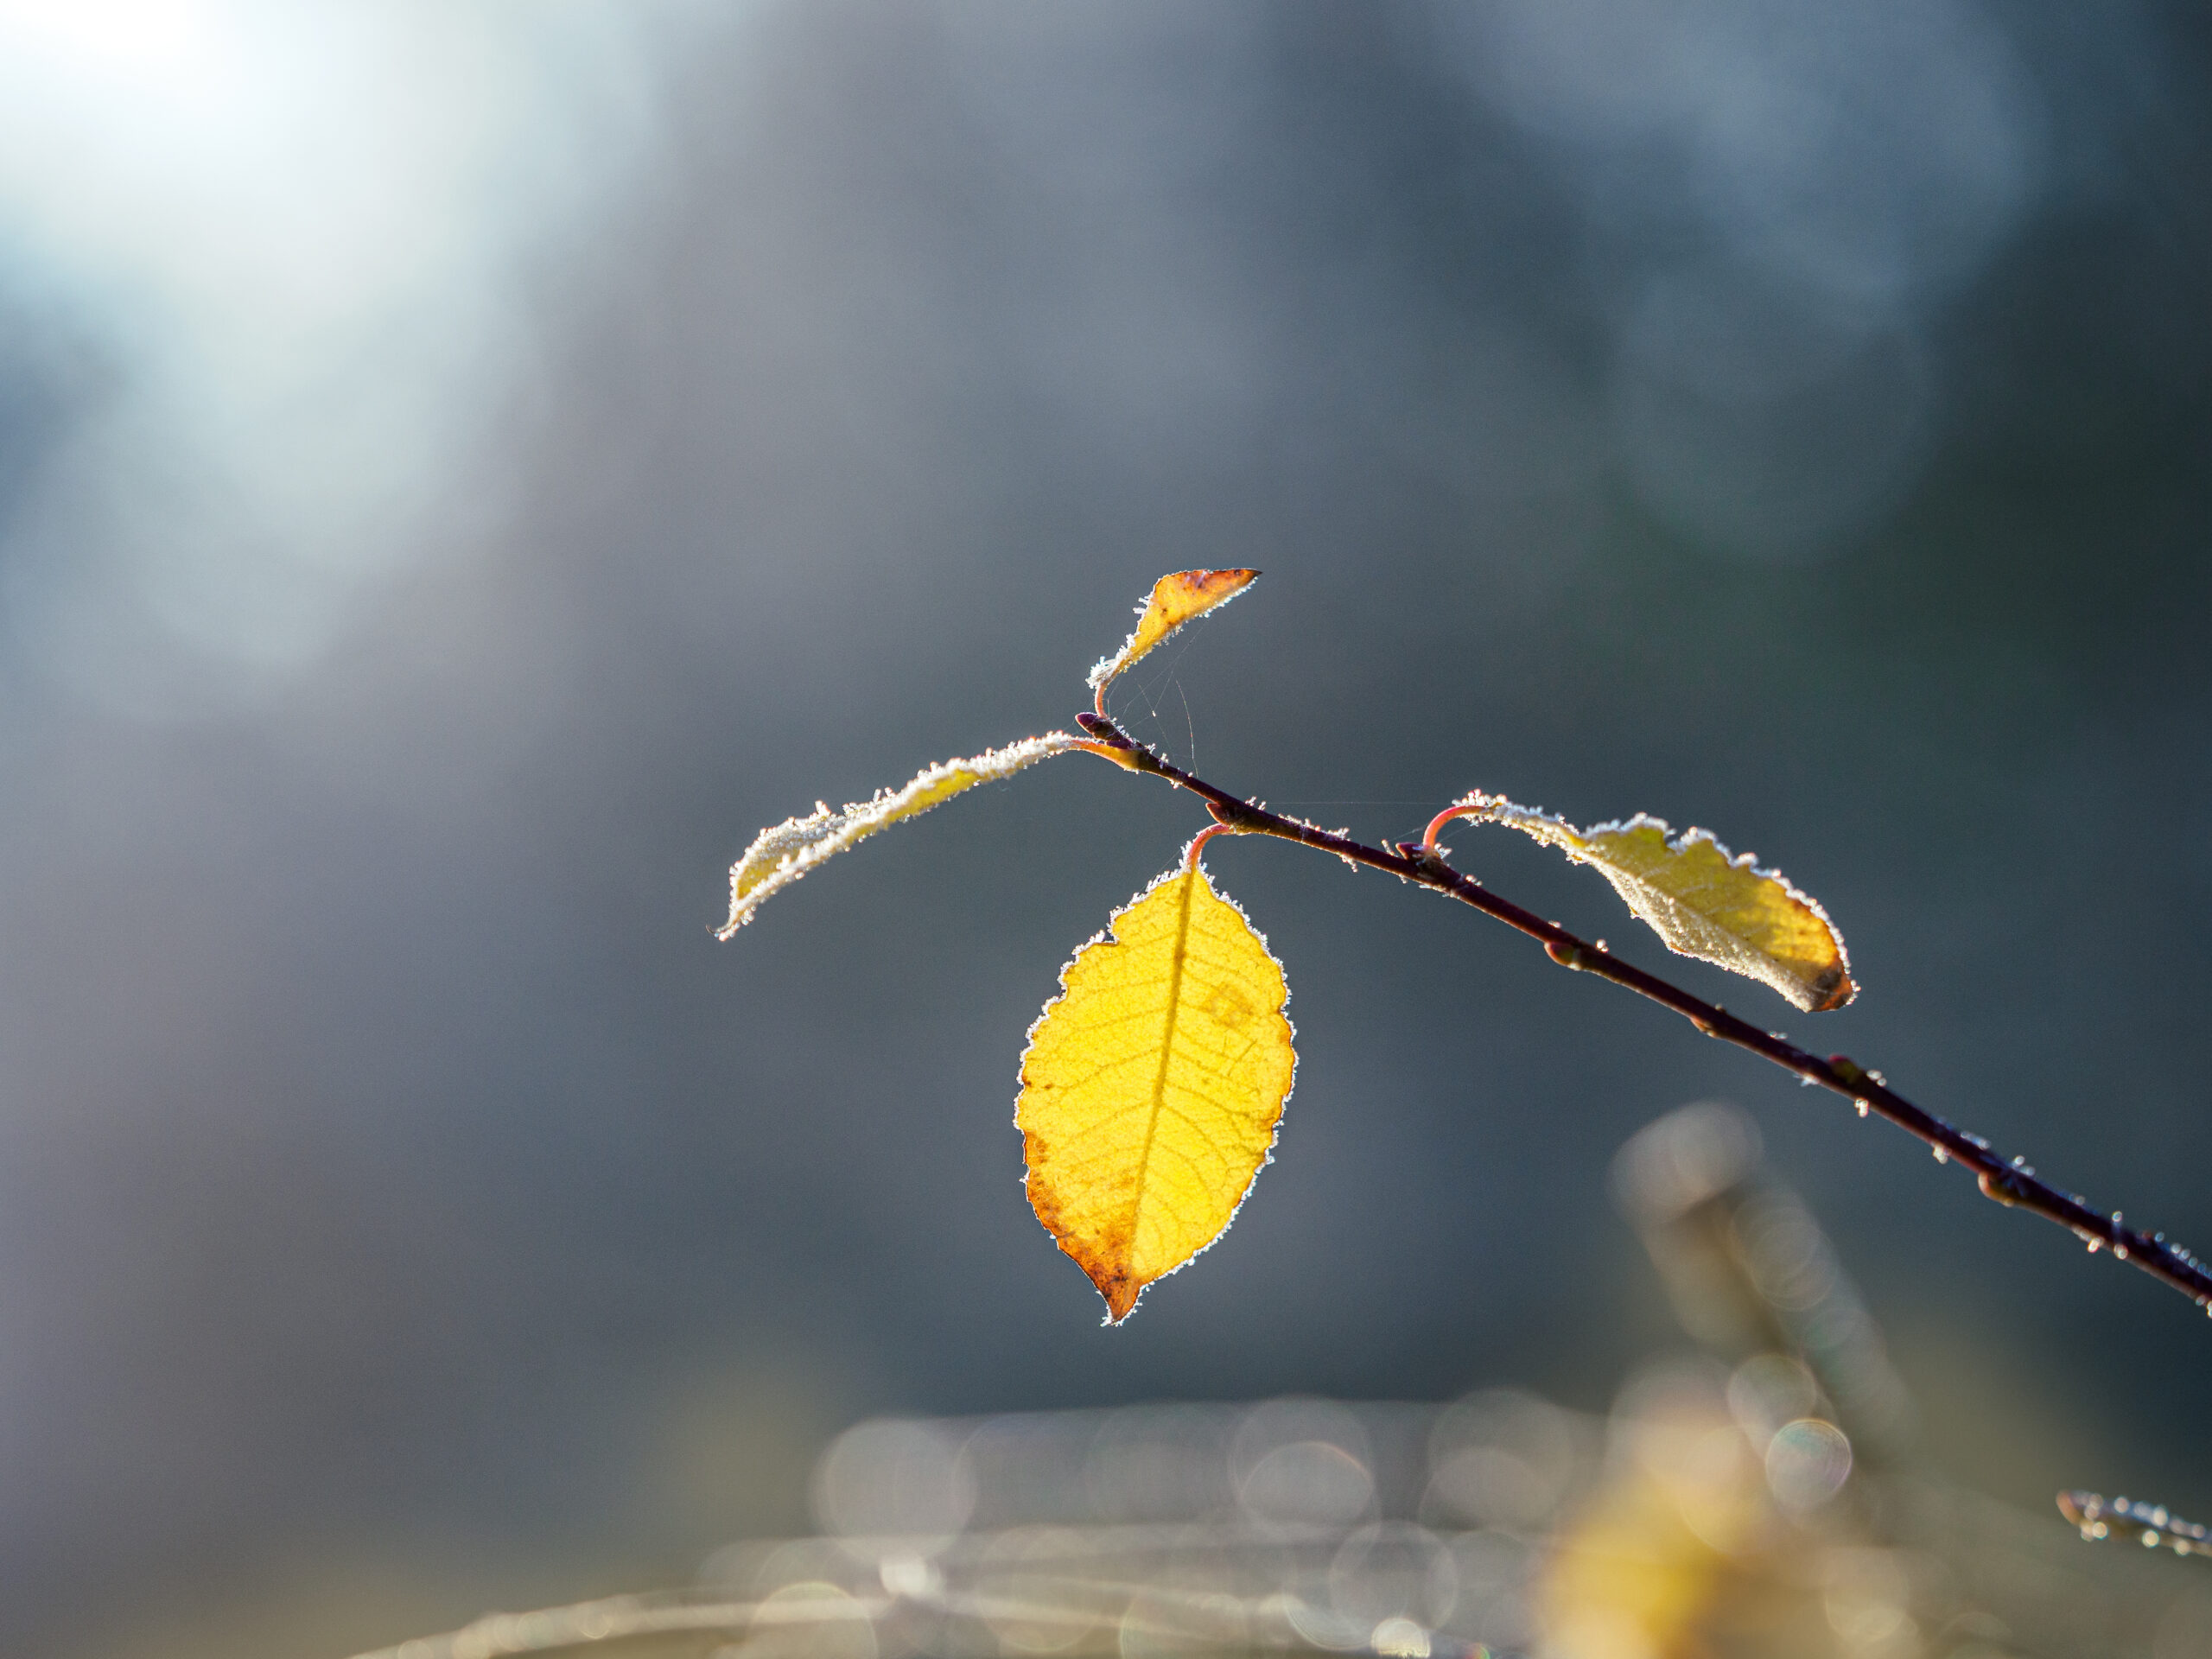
xmin=1016 ymin=862 xmax=1296 ymax=1323
xmin=720 ymin=734 xmax=1077 ymax=936
xmin=1087 ymin=569 xmax=1260 ymax=695
xmin=1451 ymin=793 xmax=1855 ymax=1014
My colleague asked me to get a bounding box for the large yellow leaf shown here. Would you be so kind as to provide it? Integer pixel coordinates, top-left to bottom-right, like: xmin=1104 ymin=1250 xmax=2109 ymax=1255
xmin=1017 ymin=865 xmax=1295 ymax=1322
xmin=1086 ymin=569 xmax=1261 ymax=696
xmin=1452 ymin=795 xmax=1855 ymax=1013
xmin=719 ymin=734 xmax=1077 ymax=937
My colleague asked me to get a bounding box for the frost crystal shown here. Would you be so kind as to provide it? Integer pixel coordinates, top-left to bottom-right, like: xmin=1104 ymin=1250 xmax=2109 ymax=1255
xmin=720 ymin=733 xmax=1077 ymax=936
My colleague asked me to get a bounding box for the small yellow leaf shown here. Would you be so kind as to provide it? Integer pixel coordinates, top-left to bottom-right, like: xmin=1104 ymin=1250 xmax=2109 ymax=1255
xmin=1454 ymin=795 xmax=1854 ymax=1013
xmin=1017 ymin=865 xmax=1295 ymax=1321
xmin=1086 ymin=569 xmax=1261 ymax=695
xmin=720 ymin=734 xmax=1077 ymax=937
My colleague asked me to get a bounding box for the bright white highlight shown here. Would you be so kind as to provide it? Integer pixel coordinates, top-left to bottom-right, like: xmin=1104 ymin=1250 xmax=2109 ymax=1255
xmin=0 ymin=2 xmax=679 ymax=709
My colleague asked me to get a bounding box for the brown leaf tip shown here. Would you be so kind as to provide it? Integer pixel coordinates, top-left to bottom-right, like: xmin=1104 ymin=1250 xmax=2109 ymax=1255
xmin=1022 ymin=1152 xmax=1143 ymax=1323
xmin=1806 ymin=962 xmax=1857 ymax=1013
xmin=1094 ymin=1271 xmax=1141 ymax=1323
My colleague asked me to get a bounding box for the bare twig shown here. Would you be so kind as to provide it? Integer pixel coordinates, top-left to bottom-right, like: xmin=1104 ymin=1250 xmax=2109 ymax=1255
xmin=1074 ymin=711 xmax=2212 ymax=1319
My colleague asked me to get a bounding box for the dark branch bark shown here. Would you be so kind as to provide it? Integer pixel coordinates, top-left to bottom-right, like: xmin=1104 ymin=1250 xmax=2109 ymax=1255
xmin=1075 ymin=712 xmax=2212 ymax=1318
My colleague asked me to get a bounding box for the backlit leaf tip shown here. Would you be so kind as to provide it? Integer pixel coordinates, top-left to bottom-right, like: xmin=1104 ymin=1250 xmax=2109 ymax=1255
xmin=1450 ymin=793 xmax=1856 ymax=1014
xmin=1086 ymin=569 xmax=1261 ymax=695
xmin=719 ymin=733 xmax=1077 ymax=937
xmin=1016 ymin=864 xmax=1296 ymax=1322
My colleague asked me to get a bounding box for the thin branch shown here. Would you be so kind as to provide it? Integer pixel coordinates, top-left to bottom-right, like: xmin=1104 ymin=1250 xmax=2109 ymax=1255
xmin=1074 ymin=712 xmax=2212 ymax=1318
xmin=2059 ymin=1491 xmax=2212 ymax=1562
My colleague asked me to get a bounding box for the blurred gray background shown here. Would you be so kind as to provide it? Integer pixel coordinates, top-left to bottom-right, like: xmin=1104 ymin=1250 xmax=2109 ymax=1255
xmin=0 ymin=3 xmax=2205 ymax=1654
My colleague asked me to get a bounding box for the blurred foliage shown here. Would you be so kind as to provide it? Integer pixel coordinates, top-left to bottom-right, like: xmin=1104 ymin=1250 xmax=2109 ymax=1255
xmin=344 ymin=1104 xmax=2210 ymax=1659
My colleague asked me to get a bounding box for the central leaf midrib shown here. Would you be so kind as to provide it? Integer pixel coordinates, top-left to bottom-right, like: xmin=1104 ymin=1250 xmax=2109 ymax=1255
xmin=1127 ymin=872 xmax=1197 ymax=1250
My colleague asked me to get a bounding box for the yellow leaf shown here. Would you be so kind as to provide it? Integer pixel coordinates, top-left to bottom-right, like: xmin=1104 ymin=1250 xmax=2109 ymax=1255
xmin=719 ymin=734 xmax=1077 ymax=937
xmin=1086 ymin=569 xmax=1261 ymax=695
xmin=1453 ymin=795 xmax=1855 ymax=1013
xmin=1017 ymin=864 xmax=1296 ymax=1321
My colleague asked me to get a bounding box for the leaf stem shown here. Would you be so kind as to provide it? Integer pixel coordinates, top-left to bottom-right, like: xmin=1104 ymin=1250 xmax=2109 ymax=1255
xmin=1073 ymin=711 xmax=2212 ymax=1319
xmin=1421 ymin=803 xmax=1477 ymax=854
xmin=1182 ymin=823 xmax=1235 ymax=870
